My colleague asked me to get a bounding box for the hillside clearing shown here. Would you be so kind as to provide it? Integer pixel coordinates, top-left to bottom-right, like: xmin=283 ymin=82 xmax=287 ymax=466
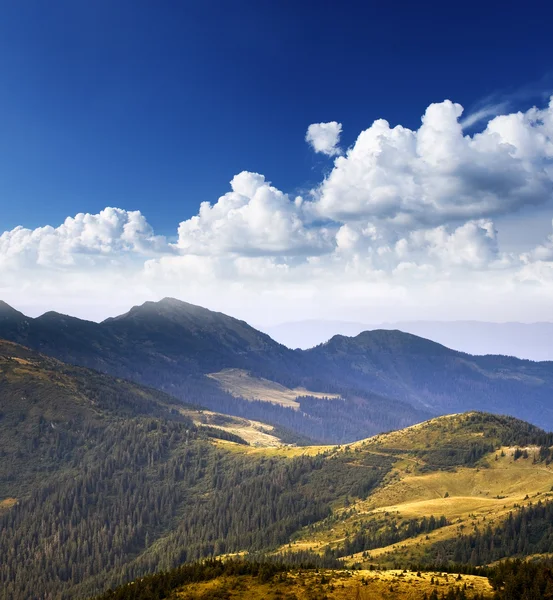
xmin=173 ymin=569 xmax=492 ymax=599
xmin=207 ymin=368 xmax=340 ymax=408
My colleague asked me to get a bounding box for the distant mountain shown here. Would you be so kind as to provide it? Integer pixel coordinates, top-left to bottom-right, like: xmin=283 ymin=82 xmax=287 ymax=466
xmin=265 ymin=318 xmax=553 ymax=360
xmin=2 ymin=298 xmax=553 ymax=433
xmin=304 ymin=329 xmax=553 ymax=426
xmin=0 ymin=298 xmax=301 ymax=383
xmin=0 ymin=299 xmax=429 ymax=443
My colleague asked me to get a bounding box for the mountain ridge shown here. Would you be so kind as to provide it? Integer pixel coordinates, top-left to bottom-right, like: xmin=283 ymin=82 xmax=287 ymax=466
xmin=266 ymin=318 xmax=553 ymax=361
xmin=1 ymin=298 xmax=553 ymax=435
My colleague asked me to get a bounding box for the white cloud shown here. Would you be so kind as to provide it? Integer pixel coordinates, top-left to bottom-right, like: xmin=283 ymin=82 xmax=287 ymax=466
xmin=310 ymin=98 xmax=553 ymax=226
xmin=0 ymin=207 xmax=166 ymax=270
xmin=2 ymin=98 xmax=553 ymax=324
xmin=175 ymin=171 xmax=333 ymax=256
xmin=305 ymin=121 xmax=342 ymax=156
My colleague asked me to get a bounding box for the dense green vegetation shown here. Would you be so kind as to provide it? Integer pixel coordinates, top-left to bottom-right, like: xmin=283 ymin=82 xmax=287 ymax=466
xmin=4 ymin=338 xmax=553 ymax=599
xmin=1 ymin=424 xmax=393 ymax=599
xmin=88 ymin=558 xmax=489 ymax=600
xmin=0 ymin=341 xmax=398 ymax=599
xmin=427 ymin=500 xmax=553 ymax=566
xmin=329 ymin=515 xmax=450 ymax=559
xmin=488 ymin=559 xmax=553 ymax=600
xmin=90 ymin=559 xmax=295 ymax=600
xmin=92 ymin=556 xmax=553 ymax=600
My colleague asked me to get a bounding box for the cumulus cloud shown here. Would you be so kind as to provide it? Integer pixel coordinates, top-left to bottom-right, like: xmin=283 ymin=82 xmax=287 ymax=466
xmin=0 ymin=207 xmax=166 ymax=270
xmin=175 ymin=171 xmax=333 ymax=256
xmin=2 ymin=97 xmax=553 ymax=323
xmin=310 ymin=98 xmax=553 ymax=226
xmin=305 ymin=121 xmax=342 ymax=156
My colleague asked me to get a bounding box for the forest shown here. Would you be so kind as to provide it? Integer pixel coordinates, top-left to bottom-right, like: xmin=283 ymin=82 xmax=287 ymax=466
xmin=427 ymin=500 xmax=553 ymax=566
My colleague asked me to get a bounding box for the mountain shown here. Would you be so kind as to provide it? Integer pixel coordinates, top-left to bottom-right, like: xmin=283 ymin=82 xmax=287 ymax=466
xmin=0 ymin=298 xmax=301 ymax=382
xmin=304 ymin=329 xmax=553 ymax=426
xmin=3 ymin=371 xmax=553 ymax=600
xmin=0 ymin=299 xmax=430 ymax=443
xmin=265 ymin=318 xmax=553 ymax=361
xmin=0 ymin=339 xmax=279 ymax=498
xmin=263 ymin=319 xmax=375 ymax=349
xmin=2 ymin=299 xmax=553 ymax=434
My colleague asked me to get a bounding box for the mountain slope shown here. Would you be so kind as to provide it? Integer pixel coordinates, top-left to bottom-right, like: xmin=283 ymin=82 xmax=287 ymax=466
xmin=0 ymin=298 xmax=302 ymax=383
xmin=304 ymin=330 xmax=553 ymax=426
xmin=281 ymin=412 xmax=553 ymax=567
xmin=3 ymin=394 xmax=553 ymax=599
xmin=0 ymin=300 xmax=431 ymax=443
xmin=0 ymin=339 xmax=268 ymax=499
xmin=0 ymin=341 xmax=399 ymax=598
xmin=2 ymin=299 xmax=553 ymax=433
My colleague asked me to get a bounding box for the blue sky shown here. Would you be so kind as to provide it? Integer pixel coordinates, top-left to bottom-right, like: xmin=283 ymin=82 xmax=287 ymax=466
xmin=1 ymin=1 xmax=553 ymax=325
xmin=1 ymin=0 xmax=552 ymax=235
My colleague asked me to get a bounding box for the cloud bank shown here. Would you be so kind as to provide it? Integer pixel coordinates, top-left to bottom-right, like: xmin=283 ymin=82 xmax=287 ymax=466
xmin=2 ymin=98 xmax=553 ymax=324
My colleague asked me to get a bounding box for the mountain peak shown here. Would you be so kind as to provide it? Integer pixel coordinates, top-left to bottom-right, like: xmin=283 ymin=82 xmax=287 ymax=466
xmin=0 ymin=300 xmax=26 ymax=321
xmin=322 ymin=328 xmax=455 ymax=355
xmin=104 ymin=297 xmax=218 ymax=324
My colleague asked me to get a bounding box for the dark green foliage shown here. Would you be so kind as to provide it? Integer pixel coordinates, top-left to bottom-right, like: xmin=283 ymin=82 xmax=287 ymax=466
xmin=423 ymin=589 xmax=485 ymax=600
xmin=488 ymin=559 xmax=553 ymax=600
xmin=0 ymin=345 xmax=395 ymax=599
xmin=196 ymin=425 xmax=248 ymax=444
xmin=90 ymin=559 xmax=293 ymax=600
xmin=426 ymin=500 xmax=553 ymax=566
xmin=0 ymin=418 xmax=393 ymax=599
xmin=416 ymin=442 xmax=496 ymax=470
xmin=329 ymin=515 xmax=450 ymax=558
xmin=89 ymin=557 xmax=488 ymax=600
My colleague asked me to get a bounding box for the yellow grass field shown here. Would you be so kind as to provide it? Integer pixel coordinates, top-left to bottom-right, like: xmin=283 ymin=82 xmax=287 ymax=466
xmin=272 ymin=415 xmax=553 ymax=564
xmin=0 ymin=497 xmax=17 ymax=513
xmin=174 ymin=569 xmax=492 ymax=599
xmin=207 ymin=368 xmax=340 ymax=409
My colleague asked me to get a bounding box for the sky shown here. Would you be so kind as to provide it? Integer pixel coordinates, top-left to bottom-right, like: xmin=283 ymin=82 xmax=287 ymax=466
xmin=1 ymin=0 xmax=553 ymax=325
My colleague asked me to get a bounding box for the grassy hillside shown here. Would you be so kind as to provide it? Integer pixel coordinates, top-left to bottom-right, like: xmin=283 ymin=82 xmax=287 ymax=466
xmin=207 ymin=368 xmax=340 ymax=409
xmin=92 ymin=559 xmax=493 ymax=600
xmin=279 ymin=414 xmax=553 ymax=567
xmin=2 ymin=347 xmax=553 ymax=600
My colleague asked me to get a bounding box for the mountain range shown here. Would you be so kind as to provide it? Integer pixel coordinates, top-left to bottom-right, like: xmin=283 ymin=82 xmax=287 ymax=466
xmin=265 ymin=319 xmax=553 ymax=361
xmin=1 ymin=298 xmax=553 ymax=439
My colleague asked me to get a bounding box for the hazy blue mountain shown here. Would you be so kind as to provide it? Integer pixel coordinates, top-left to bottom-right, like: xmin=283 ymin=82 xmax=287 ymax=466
xmin=0 ymin=299 xmax=428 ymax=443
xmin=265 ymin=319 xmax=553 ymax=361
xmin=304 ymin=329 xmax=553 ymax=425
xmin=1 ymin=298 xmax=553 ymax=432
xmin=0 ymin=298 xmax=302 ymax=382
